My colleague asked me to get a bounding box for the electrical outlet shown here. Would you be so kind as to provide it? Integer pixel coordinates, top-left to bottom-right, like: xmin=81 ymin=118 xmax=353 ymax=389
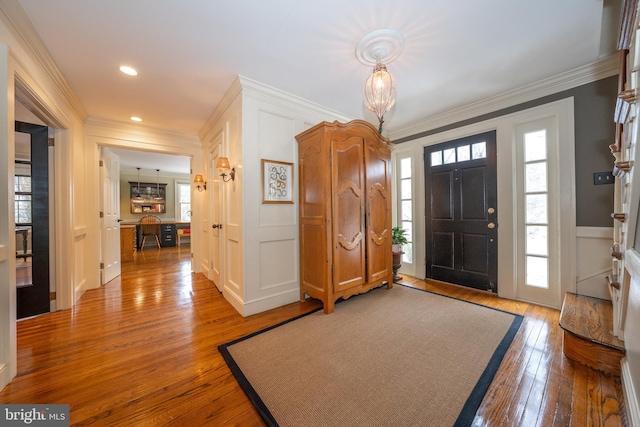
xmin=593 ymin=171 xmax=614 ymax=185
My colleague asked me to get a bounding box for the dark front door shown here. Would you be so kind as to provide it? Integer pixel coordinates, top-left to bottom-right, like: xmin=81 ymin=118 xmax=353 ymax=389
xmin=15 ymin=121 xmax=50 ymax=319
xmin=425 ymin=131 xmax=497 ymax=292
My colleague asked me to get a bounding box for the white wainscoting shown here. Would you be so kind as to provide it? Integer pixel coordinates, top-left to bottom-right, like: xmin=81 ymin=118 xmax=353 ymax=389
xmin=576 ymin=226 xmax=613 ymax=300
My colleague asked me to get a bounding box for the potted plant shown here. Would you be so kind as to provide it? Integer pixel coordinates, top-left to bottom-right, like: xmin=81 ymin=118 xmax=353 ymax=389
xmin=392 ymin=226 xmax=408 ymax=282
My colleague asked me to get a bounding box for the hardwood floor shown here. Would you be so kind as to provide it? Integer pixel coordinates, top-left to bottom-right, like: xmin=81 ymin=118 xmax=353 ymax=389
xmin=0 ymin=247 xmax=627 ymax=426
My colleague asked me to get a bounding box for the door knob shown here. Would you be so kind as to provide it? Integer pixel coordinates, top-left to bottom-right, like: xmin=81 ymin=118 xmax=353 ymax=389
xmin=487 ymin=222 xmax=496 ymax=229
xmin=212 ymin=224 xmax=222 ymax=229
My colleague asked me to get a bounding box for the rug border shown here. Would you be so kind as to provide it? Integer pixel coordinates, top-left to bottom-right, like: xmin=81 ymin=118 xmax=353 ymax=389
xmin=219 ymin=284 xmax=523 ymax=427
xmin=219 ymin=307 xmax=323 ymax=427
xmin=395 ymin=284 xmax=525 ymax=426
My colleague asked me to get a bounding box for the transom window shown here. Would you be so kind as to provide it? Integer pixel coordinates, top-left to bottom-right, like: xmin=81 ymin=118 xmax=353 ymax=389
xmin=430 ymin=141 xmax=486 ymax=166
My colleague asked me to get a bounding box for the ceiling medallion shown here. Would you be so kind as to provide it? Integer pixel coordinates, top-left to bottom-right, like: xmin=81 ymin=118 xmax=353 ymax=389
xmin=355 ymin=29 xmax=405 ymax=67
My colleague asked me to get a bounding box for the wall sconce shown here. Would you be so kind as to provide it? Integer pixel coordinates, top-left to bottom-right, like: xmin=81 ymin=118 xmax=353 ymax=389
xmin=193 ymin=174 xmax=207 ymax=191
xmin=216 ymin=157 xmax=235 ymax=182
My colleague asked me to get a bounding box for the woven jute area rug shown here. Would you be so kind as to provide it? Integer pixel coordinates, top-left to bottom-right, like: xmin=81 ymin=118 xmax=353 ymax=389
xmin=219 ymin=284 xmax=522 ymax=427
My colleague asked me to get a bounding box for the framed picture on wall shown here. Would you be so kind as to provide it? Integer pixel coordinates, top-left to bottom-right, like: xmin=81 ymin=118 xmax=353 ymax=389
xmin=262 ymin=159 xmax=293 ymax=204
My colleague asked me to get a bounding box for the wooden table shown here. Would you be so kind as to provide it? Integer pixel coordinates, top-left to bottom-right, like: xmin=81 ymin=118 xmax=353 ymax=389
xmin=15 ymin=226 xmax=31 ymax=259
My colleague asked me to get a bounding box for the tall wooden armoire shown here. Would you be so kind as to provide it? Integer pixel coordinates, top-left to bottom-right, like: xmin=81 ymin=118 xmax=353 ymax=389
xmin=296 ymin=120 xmax=393 ymax=313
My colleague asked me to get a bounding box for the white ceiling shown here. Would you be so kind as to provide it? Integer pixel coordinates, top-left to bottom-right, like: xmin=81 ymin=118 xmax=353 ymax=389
xmin=14 ymin=1 xmax=617 ymax=170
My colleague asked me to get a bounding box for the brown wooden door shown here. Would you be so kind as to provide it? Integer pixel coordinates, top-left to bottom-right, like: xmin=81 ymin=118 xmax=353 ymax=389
xmin=364 ymin=139 xmax=392 ymax=284
xmin=332 ymin=136 xmax=366 ymax=293
xmin=425 ymin=131 xmax=497 ymax=292
xmin=16 ymin=121 xmax=50 ymax=319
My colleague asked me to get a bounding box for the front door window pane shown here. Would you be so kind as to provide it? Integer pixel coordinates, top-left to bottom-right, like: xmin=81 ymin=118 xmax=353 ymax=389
xmin=457 ymin=145 xmax=470 ymax=162
xmin=472 ymin=142 xmax=486 ymax=159
xmin=431 ymin=151 xmax=442 ymax=167
xmin=443 ymin=148 xmax=456 ymax=164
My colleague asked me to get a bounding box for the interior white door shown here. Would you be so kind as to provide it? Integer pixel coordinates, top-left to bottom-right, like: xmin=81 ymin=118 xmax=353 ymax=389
xmin=209 ymin=143 xmax=222 ymax=292
xmin=100 ymin=147 xmax=121 ymax=284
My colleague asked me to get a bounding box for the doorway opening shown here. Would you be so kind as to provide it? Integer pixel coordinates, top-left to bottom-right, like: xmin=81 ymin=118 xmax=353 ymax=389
xmin=15 ymin=121 xmax=51 ymax=319
xmin=98 ymin=146 xmax=192 ymax=284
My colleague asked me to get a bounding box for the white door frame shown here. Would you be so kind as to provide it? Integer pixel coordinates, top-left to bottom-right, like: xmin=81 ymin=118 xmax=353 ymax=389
xmin=208 ymin=141 xmax=222 ymax=292
xmin=392 ymin=98 xmax=576 ymax=308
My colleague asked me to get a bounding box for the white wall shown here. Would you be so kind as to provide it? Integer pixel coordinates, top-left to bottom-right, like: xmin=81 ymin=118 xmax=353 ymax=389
xmin=199 ymin=76 xmax=351 ymax=316
xmin=576 ymin=227 xmax=614 ymax=300
xmin=0 ymin=4 xmax=88 ymax=388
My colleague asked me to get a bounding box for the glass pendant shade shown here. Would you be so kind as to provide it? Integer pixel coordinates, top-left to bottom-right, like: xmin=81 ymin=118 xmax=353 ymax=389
xmin=364 ymin=62 xmax=396 ymax=122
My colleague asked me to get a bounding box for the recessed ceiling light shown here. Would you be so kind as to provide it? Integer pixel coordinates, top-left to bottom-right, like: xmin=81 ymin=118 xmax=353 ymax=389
xmin=119 ymin=66 xmax=138 ymax=76
xmin=130 ymin=116 xmax=142 ymax=122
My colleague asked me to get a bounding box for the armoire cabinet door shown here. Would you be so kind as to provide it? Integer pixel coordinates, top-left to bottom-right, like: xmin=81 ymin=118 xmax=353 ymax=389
xmin=332 ymin=136 xmax=366 ymax=292
xmin=299 ymin=139 xmax=331 ymax=295
xmin=365 ymin=140 xmax=392 ymax=284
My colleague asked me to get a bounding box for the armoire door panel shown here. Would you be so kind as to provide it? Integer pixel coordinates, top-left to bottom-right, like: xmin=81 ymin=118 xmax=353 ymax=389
xmin=332 ymin=137 xmax=366 ymax=292
xmin=365 ymin=140 xmax=392 ymax=284
xmin=300 ymin=222 xmax=328 ymax=293
xmin=299 ymin=144 xmax=326 ymax=219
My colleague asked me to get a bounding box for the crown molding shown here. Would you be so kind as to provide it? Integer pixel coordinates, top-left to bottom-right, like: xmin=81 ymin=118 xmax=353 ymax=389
xmin=237 ymin=75 xmax=351 ymax=121
xmin=198 ymin=76 xmax=243 ymax=141
xmin=199 ymin=74 xmax=352 ymax=141
xmin=388 ymin=54 xmax=620 ymax=141
xmin=85 ymin=117 xmax=201 ymax=154
xmin=119 ymin=166 xmax=189 ymax=180
xmin=0 ymin=0 xmax=88 ymax=122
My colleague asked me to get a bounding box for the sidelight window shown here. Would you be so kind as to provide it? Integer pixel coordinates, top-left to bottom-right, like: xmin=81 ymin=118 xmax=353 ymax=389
xmin=399 ymin=157 xmax=413 ymax=263
xmin=523 ymin=130 xmax=549 ymax=289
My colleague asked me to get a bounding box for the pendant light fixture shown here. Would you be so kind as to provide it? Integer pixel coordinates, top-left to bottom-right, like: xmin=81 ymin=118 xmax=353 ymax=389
xmin=132 ymin=167 xmax=144 ymax=202
xmin=154 ymin=169 xmax=163 ymax=200
xmin=355 ymin=29 xmax=405 ymax=133
xmin=363 ymin=61 xmax=396 ymax=132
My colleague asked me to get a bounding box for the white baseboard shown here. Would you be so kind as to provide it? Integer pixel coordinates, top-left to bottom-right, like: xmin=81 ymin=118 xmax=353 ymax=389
xmin=0 ymin=363 xmax=8 ymax=391
xmin=622 ymin=358 xmax=640 ymax=427
xmin=222 ymin=286 xmax=300 ymax=317
xmin=74 ymin=278 xmax=88 ymax=303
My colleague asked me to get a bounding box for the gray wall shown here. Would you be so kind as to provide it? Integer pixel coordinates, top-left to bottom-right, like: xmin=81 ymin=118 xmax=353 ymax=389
xmin=394 ymin=76 xmax=618 ymax=227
